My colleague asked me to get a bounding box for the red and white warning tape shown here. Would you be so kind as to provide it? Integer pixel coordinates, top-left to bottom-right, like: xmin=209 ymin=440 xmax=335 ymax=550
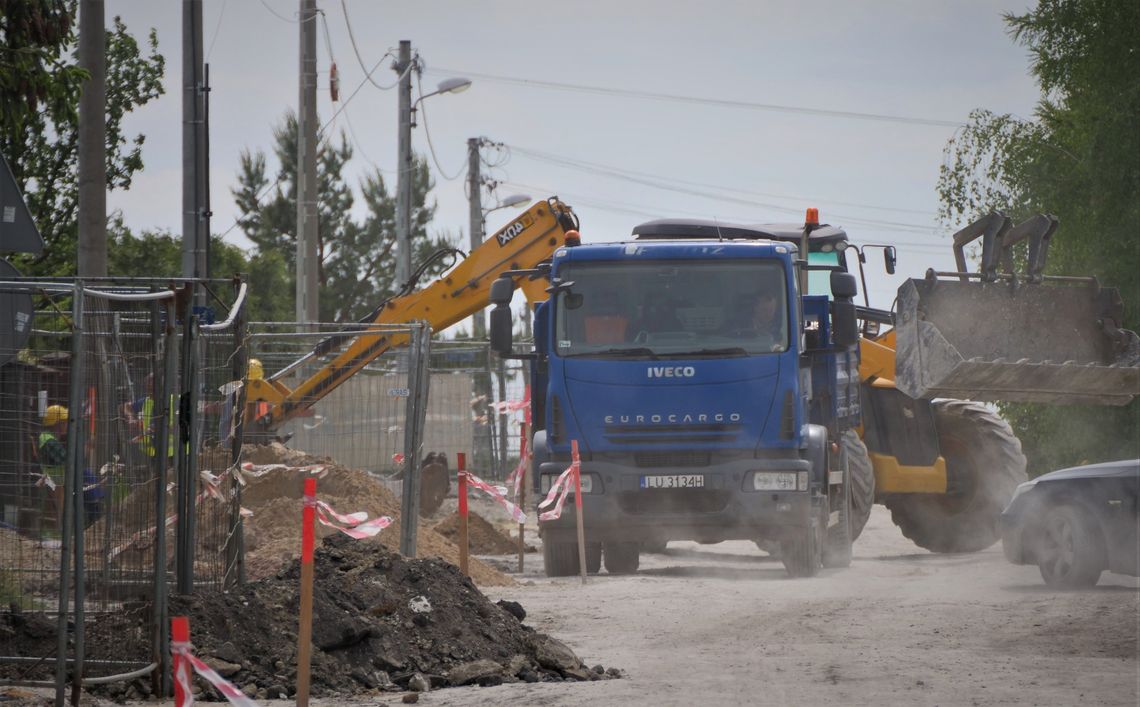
xmin=537 ymin=461 xmax=577 ymax=521
xmin=460 ymin=470 xmax=528 ymax=524
xmin=239 ymin=462 xmax=327 ymax=480
xmin=304 ymin=495 xmax=393 ymax=540
xmin=171 ymin=640 xmax=259 ymax=707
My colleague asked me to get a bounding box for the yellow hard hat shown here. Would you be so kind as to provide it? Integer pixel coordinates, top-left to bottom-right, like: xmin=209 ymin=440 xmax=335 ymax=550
xmin=43 ymin=405 xmax=68 ymax=427
xmin=248 ymin=358 xmax=264 ymax=381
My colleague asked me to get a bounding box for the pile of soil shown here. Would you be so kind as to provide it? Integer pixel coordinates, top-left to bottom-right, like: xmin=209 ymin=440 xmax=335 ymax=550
xmin=79 ymin=535 xmax=614 ymax=700
xmin=239 ymin=443 xmax=513 ymax=587
xmin=433 ymin=511 xmax=522 ymax=555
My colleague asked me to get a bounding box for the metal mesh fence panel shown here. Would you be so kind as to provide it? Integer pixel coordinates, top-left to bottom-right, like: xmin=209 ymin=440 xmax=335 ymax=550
xmin=0 ymin=279 xmax=247 ymax=689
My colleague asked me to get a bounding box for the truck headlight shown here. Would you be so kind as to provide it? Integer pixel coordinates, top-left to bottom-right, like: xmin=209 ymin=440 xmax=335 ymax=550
xmin=752 ymin=472 xmax=799 ymax=491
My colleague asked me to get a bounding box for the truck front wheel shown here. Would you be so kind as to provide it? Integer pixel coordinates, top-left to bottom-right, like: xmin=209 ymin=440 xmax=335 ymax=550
xmin=781 ymin=505 xmax=824 ymax=577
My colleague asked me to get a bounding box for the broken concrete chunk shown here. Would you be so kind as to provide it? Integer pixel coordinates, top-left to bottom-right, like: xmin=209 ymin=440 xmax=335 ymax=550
xmin=202 ymin=656 xmax=242 ymax=678
xmin=447 ymin=659 xmax=503 ymax=686
xmin=408 ymin=673 xmax=431 ymax=693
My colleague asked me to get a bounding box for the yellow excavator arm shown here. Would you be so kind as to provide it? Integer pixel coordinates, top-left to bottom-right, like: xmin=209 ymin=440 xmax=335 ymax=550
xmin=247 ymin=197 xmax=578 ymax=431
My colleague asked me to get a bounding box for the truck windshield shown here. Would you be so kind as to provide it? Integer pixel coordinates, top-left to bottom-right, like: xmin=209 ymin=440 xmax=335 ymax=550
xmin=553 ymin=259 xmax=788 ymax=358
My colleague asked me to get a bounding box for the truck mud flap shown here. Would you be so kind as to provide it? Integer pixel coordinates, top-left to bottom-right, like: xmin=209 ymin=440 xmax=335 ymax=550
xmin=894 ymin=277 xmax=1140 ymax=406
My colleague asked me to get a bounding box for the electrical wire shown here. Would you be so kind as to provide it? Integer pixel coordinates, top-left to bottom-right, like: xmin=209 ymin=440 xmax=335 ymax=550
xmin=414 ymin=72 xmax=466 ymax=181
xmin=204 ymin=0 xmax=227 ymax=61
xmin=510 ymin=145 xmax=933 ymax=218
xmin=505 ymin=145 xmax=940 ymax=234
xmin=339 ymin=0 xmax=400 ymax=90
xmin=426 ymin=67 xmax=965 ymax=129
xmin=256 ymin=0 xmax=319 ymax=24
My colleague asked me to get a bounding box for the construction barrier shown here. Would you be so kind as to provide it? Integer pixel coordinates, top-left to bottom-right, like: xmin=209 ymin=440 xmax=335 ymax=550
xmin=171 ymin=616 xmax=258 ymax=707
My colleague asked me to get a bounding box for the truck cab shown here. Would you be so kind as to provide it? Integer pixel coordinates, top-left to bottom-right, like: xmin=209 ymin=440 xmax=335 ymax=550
xmin=494 ymin=218 xmax=861 ymax=577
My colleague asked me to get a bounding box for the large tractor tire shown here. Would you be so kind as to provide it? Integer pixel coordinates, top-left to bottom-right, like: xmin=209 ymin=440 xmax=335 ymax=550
xmin=843 ymin=430 xmax=875 ymax=542
xmin=884 ymin=400 xmax=1026 ymax=553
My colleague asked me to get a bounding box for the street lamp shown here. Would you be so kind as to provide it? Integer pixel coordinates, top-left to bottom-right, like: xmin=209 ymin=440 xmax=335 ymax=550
xmin=395 ymin=41 xmax=471 ymax=287
xmin=483 ymin=193 xmax=531 ymax=216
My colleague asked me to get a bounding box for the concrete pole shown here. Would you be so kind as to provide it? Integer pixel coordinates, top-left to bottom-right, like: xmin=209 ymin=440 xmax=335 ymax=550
xmin=181 ymin=0 xmax=203 ymax=285
xmin=77 ymin=0 xmax=106 ymax=277
xmin=296 ymin=0 xmax=319 ymax=324
xmin=467 ymin=138 xmax=485 ymax=338
xmin=395 ymin=40 xmax=413 ymax=287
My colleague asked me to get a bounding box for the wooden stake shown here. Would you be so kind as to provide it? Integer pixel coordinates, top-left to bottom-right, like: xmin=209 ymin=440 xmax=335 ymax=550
xmin=572 ymin=440 xmax=587 ymax=584
xmin=296 ymin=478 xmax=316 ymax=707
xmin=457 ymin=452 xmax=469 ymax=577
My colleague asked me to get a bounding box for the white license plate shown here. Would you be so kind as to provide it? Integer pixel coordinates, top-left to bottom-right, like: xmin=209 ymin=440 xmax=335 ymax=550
xmin=640 ymin=474 xmax=705 ymax=489
xmin=753 ymin=472 xmax=797 ymax=491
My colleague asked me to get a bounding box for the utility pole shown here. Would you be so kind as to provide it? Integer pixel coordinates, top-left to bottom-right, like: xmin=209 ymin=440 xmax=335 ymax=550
xmin=181 ymin=0 xmax=207 ymax=298
xmin=466 ymin=137 xmax=494 ymax=471
xmin=296 ymin=0 xmax=319 ymax=324
xmin=394 ymin=40 xmax=414 ymax=287
xmin=77 ymin=0 xmax=105 ymax=278
xmin=466 ymin=138 xmax=485 ymax=337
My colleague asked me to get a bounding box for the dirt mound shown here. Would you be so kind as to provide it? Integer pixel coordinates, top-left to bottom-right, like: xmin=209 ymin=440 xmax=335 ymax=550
xmin=240 ymin=443 xmax=512 ymax=587
xmin=97 ymin=535 xmax=612 ymax=700
xmin=434 ymin=511 xmax=521 ymax=555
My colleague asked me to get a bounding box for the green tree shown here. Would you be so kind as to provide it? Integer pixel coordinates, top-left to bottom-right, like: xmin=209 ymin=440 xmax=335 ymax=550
xmin=232 ymin=111 xmax=454 ymax=323
xmin=937 ymin=0 xmax=1139 ymax=473
xmin=105 ymin=216 xmax=291 ymax=323
xmin=1 ymin=3 xmax=165 ymax=276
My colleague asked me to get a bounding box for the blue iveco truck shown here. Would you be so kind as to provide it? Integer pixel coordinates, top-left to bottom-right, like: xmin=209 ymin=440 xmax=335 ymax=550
xmin=489 ymin=213 xmax=866 ymax=577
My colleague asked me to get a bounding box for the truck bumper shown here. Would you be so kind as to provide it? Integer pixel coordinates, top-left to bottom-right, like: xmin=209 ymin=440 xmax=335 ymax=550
xmin=536 ymin=457 xmax=814 ymax=545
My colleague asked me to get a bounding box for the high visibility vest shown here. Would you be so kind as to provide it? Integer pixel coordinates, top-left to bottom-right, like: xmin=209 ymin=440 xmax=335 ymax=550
xmin=140 ymin=396 xmax=176 ymax=458
xmin=38 ymin=432 xmax=65 ymax=483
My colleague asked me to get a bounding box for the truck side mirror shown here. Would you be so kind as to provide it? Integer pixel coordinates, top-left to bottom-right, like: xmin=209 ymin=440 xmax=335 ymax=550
xmin=830 ymin=271 xmax=858 ymax=299
xmin=489 ymin=277 xmax=515 ymax=355
xmin=884 ymin=246 xmax=897 ymax=275
xmin=829 ymin=272 xmax=859 ymax=349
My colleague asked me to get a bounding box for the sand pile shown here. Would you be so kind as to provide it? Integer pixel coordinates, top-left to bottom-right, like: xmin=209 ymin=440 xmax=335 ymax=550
xmin=433 ymin=511 xmax=524 ymax=555
xmin=239 ymin=443 xmax=512 ymax=587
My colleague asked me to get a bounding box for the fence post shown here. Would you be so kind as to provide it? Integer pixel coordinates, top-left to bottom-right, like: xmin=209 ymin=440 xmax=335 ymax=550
xmin=54 ymin=282 xmax=86 ymax=707
xmin=399 ymin=323 xmax=432 ymax=557
xmin=153 ymin=295 xmax=179 ymax=697
xmin=226 ymin=282 xmax=248 ymax=588
xmin=175 ymin=284 xmax=198 ymax=594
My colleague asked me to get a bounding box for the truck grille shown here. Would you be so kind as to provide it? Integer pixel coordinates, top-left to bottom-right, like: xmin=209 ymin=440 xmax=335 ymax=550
xmin=617 ymin=489 xmax=730 ymax=514
xmin=634 ymin=451 xmax=710 ymax=468
xmin=604 ymin=423 xmax=741 ymax=445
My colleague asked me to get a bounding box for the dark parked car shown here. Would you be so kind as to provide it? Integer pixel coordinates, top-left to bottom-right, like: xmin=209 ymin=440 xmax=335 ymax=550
xmin=1001 ymin=459 xmax=1139 ymax=588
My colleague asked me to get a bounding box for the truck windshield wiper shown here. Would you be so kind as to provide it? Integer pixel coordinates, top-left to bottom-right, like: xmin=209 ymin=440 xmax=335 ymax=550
xmin=568 ymin=347 xmax=659 ymax=359
xmin=671 ymin=347 xmax=750 ymax=358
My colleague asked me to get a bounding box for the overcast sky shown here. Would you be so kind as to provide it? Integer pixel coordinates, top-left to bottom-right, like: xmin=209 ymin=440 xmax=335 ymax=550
xmin=104 ymin=0 xmax=1041 ymax=313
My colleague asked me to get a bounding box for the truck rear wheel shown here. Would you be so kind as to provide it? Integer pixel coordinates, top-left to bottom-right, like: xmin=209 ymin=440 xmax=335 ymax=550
xmin=885 ymin=400 xmax=1026 ymax=553
xmin=843 ymin=431 xmax=875 ymax=541
xmin=603 ymin=541 xmax=640 ymax=574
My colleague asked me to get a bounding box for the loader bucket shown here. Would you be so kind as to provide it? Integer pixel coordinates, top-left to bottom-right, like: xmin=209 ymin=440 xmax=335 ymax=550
xmin=894 ymin=277 xmax=1140 ymax=406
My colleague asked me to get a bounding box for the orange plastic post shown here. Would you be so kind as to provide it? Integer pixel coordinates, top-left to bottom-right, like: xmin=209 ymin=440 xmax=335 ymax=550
xmin=572 ymin=440 xmax=587 ymax=584
xmin=171 ymin=616 xmax=190 ymax=707
xmin=457 ymin=452 xmax=469 ymax=576
xmin=297 ymin=477 xmax=316 ymax=707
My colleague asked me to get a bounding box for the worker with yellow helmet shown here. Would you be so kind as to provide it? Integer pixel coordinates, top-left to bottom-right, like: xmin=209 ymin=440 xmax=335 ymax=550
xmin=38 ymin=405 xmax=68 ymax=525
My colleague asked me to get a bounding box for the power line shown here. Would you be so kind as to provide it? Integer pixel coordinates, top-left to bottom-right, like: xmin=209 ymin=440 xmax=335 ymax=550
xmin=506 ymin=146 xmax=939 ymax=234
xmin=204 ymin=0 xmax=227 ymax=61
xmin=255 ymin=0 xmax=318 ymax=24
xmin=414 ymin=72 xmax=466 ymax=181
xmin=509 ymin=145 xmax=934 ymax=218
xmin=426 ymin=67 xmax=965 ymax=128
xmin=339 ymin=0 xmax=400 ymax=90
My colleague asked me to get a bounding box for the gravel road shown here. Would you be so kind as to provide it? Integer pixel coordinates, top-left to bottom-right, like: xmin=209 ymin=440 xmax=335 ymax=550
xmin=410 ymin=504 xmax=1139 ymax=706
xmin=95 ymin=503 xmax=1137 ymax=707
